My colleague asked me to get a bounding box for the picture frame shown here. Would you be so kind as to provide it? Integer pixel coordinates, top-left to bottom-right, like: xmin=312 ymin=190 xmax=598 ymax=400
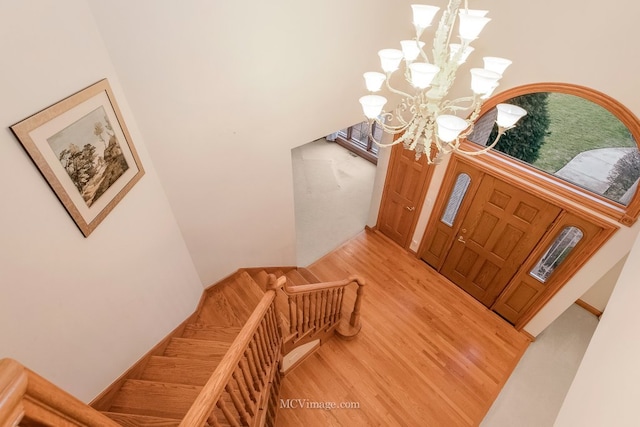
xmin=11 ymin=79 xmax=145 ymax=237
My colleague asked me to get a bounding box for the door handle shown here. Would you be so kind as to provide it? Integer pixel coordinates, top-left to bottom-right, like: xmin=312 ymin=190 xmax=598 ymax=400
xmin=405 ymin=206 xmax=416 ymax=212
xmin=457 ymin=235 xmax=466 ymax=244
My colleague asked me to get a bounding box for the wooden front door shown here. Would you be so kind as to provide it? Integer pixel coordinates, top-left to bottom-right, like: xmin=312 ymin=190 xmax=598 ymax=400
xmin=440 ymin=174 xmax=562 ymax=307
xmin=378 ymin=145 xmax=433 ymax=248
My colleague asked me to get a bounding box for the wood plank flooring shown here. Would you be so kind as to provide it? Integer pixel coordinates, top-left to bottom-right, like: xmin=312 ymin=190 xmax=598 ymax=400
xmin=278 ymin=229 xmax=530 ymax=427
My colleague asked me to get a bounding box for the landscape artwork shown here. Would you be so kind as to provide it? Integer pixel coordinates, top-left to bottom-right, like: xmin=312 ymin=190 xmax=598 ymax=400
xmin=11 ymin=79 xmax=145 ymax=237
xmin=47 ymin=106 xmax=129 ymax=208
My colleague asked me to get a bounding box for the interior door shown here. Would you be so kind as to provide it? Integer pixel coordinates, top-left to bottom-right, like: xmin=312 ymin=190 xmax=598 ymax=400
xmin=440 ymin=174 xmax=562 ymax=307
xmin=378 ymin=145 xmax=433 ymax=248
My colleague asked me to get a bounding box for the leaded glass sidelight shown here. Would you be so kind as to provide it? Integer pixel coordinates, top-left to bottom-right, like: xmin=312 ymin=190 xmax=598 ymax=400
xmin=530 ymin=226 xmax=584 ymax=283
xmin=441 ymin=173 xmax=471 ymax=226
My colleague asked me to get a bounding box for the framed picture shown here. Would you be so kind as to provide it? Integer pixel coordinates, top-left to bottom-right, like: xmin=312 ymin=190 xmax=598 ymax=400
xmin=11 ymin=79 xmax=145 ymax=237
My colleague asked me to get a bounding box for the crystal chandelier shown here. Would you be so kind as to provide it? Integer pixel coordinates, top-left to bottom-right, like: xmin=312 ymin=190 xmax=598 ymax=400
xmin=359 ymin=1 xmax=527 ymax=163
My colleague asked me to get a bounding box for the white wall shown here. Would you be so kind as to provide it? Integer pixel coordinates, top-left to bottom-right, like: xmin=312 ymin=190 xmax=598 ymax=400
xmin=579 ymin=255 xmax=627 ymax=312
xmin=554 ymin=237 xmax=640 ymax=425
xmin=85 ymin=0 xmax=416 ymax=285
xmin=0 ymin=1 xmax=203 ymax=402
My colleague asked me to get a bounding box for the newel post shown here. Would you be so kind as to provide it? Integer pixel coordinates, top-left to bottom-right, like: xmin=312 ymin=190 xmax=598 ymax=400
xmin=349 ymin=275 xmax=366 ymax=329
xmin=266 ymin=274 xmax=286 ymax=292
xmin=336 ymin=275 xmax=366 ymax=340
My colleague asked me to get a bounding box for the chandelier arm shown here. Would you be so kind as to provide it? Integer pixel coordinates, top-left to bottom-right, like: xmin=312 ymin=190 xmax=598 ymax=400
xmin=372 ymin=117 xmax=410 ymax=135
xmin=455 ymin=126 xmax=510 ymax=156
xmin=371 ymin=122 xmax=423 ymax=149
xmin=414 ymin=27 xmax=431 ymax=63
xmin=385 ymin=75 xmax=414 ymax=99
xmin=457 ymin=121 xmax=476 ymax=140
xmin=365 ymin=119 xmax=404 ymax=148
xmin=388 ymin=99 xmax=419 ymax=128
xmin=419 ymin=46 xmax=430 ymax=63
xmin=466 ymin=97 xmax=486 ymax=122
xmin=442 ymin=96 xmax=478 ymax=113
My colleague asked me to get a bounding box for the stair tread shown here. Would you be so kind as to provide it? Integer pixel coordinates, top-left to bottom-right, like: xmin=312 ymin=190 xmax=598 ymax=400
xmin=224 ymin=272 xmax=265 ymax=321
xmin=182 ymin=324 xmax=242 ymax=342
xmin=195 ymin=281 xmax=244 ymax=327
xmin=196 ymin=271 xmax=265 ymax=327
xmin=297 ymin=267 xmax=321 ymax=284
xmin=249 ymin=269 xmax=270 ymax=292
xmin=140 ymin=356 xmax=219 ymax=386
xmin=285 ymin=269 xmax=311 ymax=286
xmin=102 ymin=412 xmax=181 ymax=426
xmin=163 ymin=337 xmax=229 ymax=361
xmin=109 ymin=380 xmax=201 ymax=419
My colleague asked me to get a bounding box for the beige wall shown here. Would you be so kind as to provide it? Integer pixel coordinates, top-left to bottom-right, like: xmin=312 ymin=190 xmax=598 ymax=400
xmin=555 ymin=237 xmax=640 ymax=425
xmin=0 ymin=1 xmax=203 ymax=402
xmin=2 ymin=0 xmax=640 ymax=419
xmin=86 ymin=0 xmax=415 ymax=284
xmin=580 ymin=254 xmax=627 ymax=312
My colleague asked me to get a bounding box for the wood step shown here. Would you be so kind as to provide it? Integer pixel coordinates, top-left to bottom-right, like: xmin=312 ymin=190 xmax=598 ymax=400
xmin=109 ymin=380 xmax=201 ymax=419
xmin=196 ymin=271 xmax=265 ymax=327
xmin=181 ymin=324 xmax=242 ymax=342
xmin=225 ymin=271 xmax=267 ymax=321
xmin=195 ymin=282 xmax=243 ymax=327
xmin=249 ymin=269 xmax=270 ymax=292
xmin=297 ymin=267 xmax=321 ymax=284
xmin=285 ymin=269 xmax=311 ymax=286
xmin=102 ymin=412 xmax=181 ymax=426
xmin=163 ymin=337 xmax=229 ymax=361
xmin=140 ymin=356 xmax=218 ymax=386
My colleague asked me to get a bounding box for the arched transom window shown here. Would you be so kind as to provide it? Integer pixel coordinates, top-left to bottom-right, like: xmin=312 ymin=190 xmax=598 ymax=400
xmin=466 ymin=83 xmax=640 ymax=226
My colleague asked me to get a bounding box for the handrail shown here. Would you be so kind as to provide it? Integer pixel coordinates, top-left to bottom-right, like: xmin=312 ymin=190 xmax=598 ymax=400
xmin=282 ymin=275 xmax=365 ymax=294
xmin=0 ymin=271 xmax=362 ymax=427
xmin=0 ymin=358 xmax=120 ymax=427
xmin=281 ymin=274 xmax=366 ymax=344
xmin=0 ymin=359 xmax=27 ymax=427
xmin=179 ymin=275 xmax=285 ymax=427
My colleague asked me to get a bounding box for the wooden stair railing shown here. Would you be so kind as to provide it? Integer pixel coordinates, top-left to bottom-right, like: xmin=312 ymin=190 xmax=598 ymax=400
xmin=0 ymin=358 xmax=120 ymax=427
xmin=282 ymin=274 xmax=365 ymax=351
xmin=0 ymin=270 xmax=365 ymax=427
xmin=179 ymin=274 xmax=285 ymax=427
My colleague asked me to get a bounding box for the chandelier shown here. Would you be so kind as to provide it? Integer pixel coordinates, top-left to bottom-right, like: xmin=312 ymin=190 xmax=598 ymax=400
xmin=359 ymin=1 xmax=527 ymax=163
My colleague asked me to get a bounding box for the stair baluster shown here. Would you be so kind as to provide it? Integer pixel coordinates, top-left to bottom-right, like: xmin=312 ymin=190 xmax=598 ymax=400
xmin=0 ymin=270 xmax=365 ymax=427
xmin=215 ymin=397 xmax=240 ymax=427
xmin=232 ymin=368 xmax=255 ymax=417
xmin=238 ymin=358 xmax=258 ymax=403
xmin=225 ymin=382 xmax=250 ymax=426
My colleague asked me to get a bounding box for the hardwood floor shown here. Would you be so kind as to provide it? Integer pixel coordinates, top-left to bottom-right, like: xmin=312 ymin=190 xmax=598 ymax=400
xmin=278 ymin=229 xmax=530 ymax=427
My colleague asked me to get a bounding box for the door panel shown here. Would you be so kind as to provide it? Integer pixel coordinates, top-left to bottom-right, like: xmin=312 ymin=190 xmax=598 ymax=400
xmin=440 ymin=175 xmax=562 ymax=307
xmin=378 ymin=145 xmax=432 ymax=248
xmin=419 ymin=160 xmax=483 ymax=269
xmin=493 ymin=212 xmax=604 ymax=324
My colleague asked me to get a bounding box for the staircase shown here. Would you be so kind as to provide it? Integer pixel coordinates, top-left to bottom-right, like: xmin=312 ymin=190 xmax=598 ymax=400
xmin=0 ymin=267 xmax=365 ymax=427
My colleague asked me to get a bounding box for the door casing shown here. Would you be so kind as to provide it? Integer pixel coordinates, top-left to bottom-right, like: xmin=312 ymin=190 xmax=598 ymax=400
xmin=377 ymin=144 xmax=434 ymax=249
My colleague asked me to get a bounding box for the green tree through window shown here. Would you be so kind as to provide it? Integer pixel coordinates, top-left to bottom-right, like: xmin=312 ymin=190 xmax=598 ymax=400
xmin=488 ymin=93 xmax=550 ymax=164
